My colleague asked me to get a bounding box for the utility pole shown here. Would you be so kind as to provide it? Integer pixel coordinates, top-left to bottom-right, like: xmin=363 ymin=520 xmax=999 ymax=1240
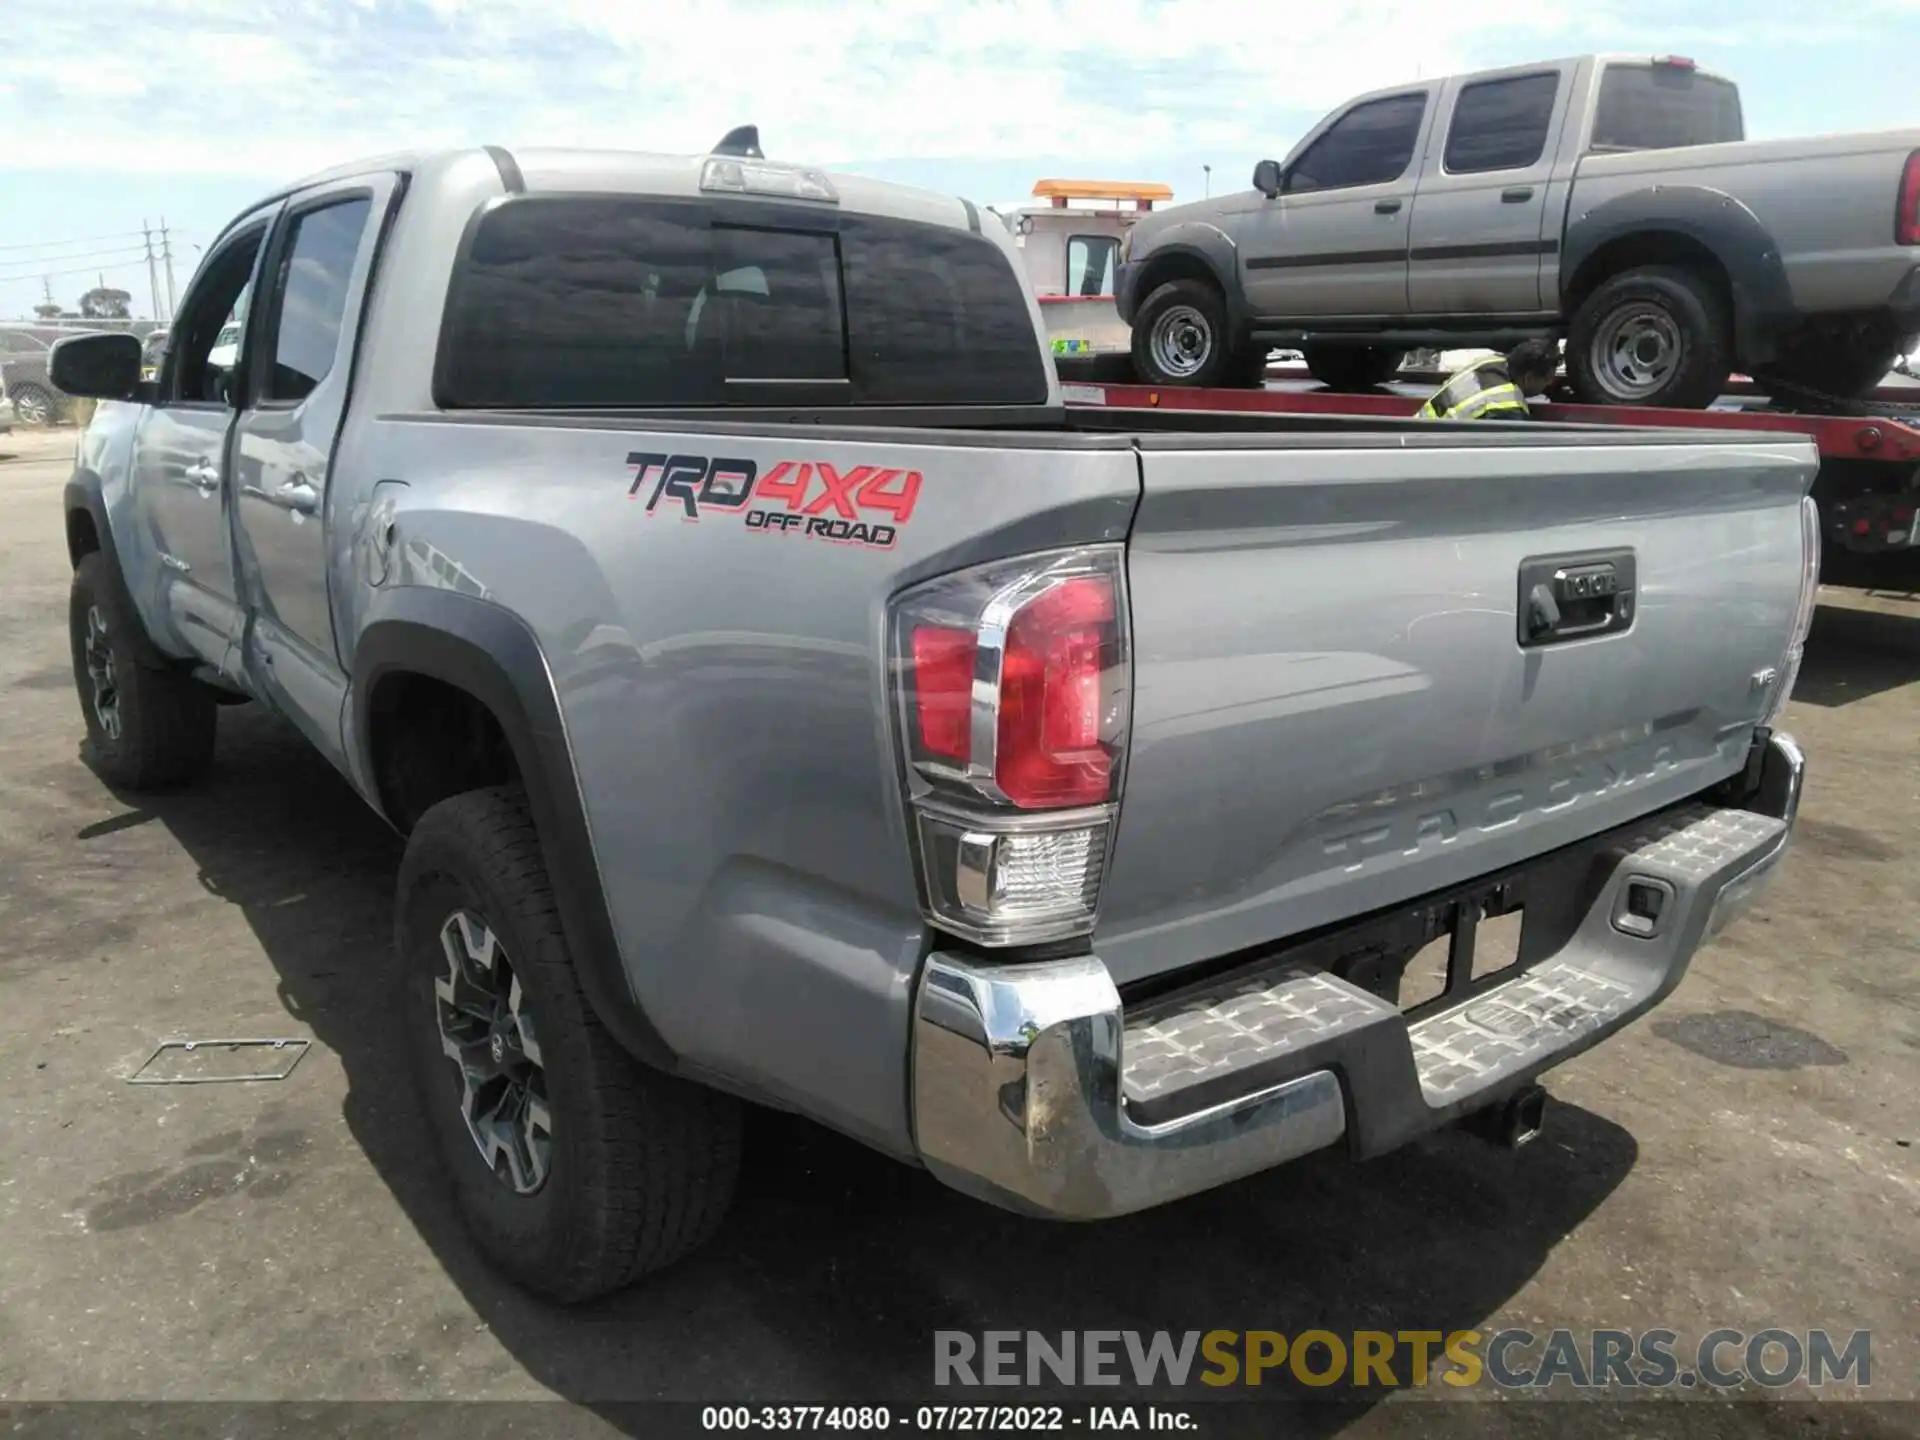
xmin=142 ymin=219 xmax=162 ymax=322
xmin=42 ymin=276 xmax=55 ymax=310
xmin=1203 ymin=164 xmax=1212 ymax=198
xmin=159 ymin=217 xmax=178 ymax=320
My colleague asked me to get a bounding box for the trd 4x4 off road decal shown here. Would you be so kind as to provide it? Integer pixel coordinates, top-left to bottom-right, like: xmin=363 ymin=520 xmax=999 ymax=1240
xmin=628 ymin=452 xmax=921 ymax=549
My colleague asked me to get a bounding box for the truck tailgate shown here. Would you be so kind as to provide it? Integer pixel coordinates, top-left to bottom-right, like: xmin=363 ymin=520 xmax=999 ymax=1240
xmin=1096 ymin=429 xmax=1816 ymax=984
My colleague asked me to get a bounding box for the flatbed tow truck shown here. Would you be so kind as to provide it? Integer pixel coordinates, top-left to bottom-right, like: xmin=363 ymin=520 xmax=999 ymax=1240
xmin=1058 ymin=364 xmax=1920 ymax=589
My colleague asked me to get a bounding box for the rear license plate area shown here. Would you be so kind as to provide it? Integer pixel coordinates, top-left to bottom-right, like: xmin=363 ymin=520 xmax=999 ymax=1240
xmin=1395 ymin=896 xmax=1527 ymax=1014
xmin=1117 ymin=834 xmax=1609 ymax=1027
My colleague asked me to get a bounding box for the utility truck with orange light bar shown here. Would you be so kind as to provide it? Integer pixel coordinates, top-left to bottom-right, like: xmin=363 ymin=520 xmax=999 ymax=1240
xmin=53 ymin=132 xmax=1815 ymax=1304
xmin=1118 ymin=54 xmax=1920 ymax=406
xmin=993 ymin=178 xmax=1173 ymax=364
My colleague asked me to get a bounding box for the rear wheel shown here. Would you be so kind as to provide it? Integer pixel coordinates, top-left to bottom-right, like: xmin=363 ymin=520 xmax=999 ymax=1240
xmin=68 ymin=552 xmax=217 ymax=789
xmin=1226 ymin=344 xmax=1275 ymax=388
xmin=398 ymin=787 xmax=743 ymax=1303
xmin=1302 ymin=345 xmax=1407 ymax=391
xmin=1763 ymin=329 xmax=1912 ymax=401
xmin=1567 ymin=265 xmax=1731 ymax=408
xmin=1130 ymin=278 xmax=1252 ymax=388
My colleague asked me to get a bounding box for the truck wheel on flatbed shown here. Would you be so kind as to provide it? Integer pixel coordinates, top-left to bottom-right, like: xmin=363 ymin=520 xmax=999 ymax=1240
xmin=1567 ymin=266 xmax=1731 ymax=408
xmin=397 ymin=786 xmax=742 ymax=1303
xmin=1302 ymin=345 xmax=1408 ymax=392
xmin=1131 ymin=279 xmax=1252 ymax=387
xmin=68 ymin=553 xmax=217 ymax=789
xmin=1763 ymin=334 xmax=1912 ymax=400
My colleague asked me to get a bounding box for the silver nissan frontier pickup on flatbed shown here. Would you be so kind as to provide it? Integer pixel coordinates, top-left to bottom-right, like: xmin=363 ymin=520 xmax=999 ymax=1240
xmin=1118 ymin=54 xmax=1920 ymax=406
xmin=51 ymin=136 xmax=1816 ymax=1302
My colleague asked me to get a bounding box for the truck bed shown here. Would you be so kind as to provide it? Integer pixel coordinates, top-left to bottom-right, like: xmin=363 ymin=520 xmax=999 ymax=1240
xmin=362 ymin=406 xmax=1815 ymax=1003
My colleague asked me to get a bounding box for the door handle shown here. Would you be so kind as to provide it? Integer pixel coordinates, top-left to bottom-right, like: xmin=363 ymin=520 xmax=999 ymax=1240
xmin=1501 ymin=186 xmax=1535 ymax=203
xmin=1374 ymin=199 xmax=1403 ymax=214
xmin=278 ymin=480 xmax=319 ymax=516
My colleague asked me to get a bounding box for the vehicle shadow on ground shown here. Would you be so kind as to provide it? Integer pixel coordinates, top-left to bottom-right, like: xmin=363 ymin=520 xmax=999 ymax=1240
xmin=98 ymin=705 xmax=1640 ymax=1435
xmin=1792 ymin=600 xmax=1920 ymax=707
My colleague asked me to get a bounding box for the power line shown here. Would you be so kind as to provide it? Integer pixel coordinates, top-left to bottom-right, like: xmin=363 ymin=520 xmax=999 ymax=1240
xmin=0 ymin=229 xmax=149 ymax=255
xmin=5 ymin=257 xmax=153 ymax=282
xmin=0 ymin=243 xmax=153 ymax=273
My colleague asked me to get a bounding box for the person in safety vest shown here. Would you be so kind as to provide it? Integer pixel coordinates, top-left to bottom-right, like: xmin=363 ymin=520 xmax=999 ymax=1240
xmin=1415 ymin=339 xmax=1561 ymax=420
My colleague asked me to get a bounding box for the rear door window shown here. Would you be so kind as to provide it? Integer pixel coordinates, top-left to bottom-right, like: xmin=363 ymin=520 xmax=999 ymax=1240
xmin=1591 ymin=65 xmax=1743 ymax=151
xmin=436 ymin=198 xmax=1046 ymax=409
xmin=1444 ymin=72 xmax=1561 ymax=173
xmin=262 ymin=196 xmax=373 ymax=402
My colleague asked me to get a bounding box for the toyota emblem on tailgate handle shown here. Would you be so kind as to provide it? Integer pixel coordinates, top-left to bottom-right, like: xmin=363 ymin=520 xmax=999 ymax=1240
xmin=1517 ymin=549 xmax=1637 ymax=647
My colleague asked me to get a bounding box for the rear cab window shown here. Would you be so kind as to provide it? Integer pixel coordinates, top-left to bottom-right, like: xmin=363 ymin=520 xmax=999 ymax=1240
xmin=1591 ymin=63 xmax=1743 ymax=152
xmin=435 ymin=196 xmax=1048 ymax=409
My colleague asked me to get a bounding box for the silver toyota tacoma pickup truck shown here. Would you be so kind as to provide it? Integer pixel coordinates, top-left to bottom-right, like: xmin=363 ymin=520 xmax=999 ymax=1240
xmin=52 ymin=139 xmax=1816 ymax=1303
xmin=1120 ymin=54 xmax=1920 ymax=406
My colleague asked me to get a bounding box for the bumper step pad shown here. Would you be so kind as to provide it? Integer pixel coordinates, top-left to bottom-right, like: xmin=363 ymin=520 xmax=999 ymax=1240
xmin=911 ymin=735 xmax=1801 ymax=1220
xmin=1121 ymin=804 xmax=1788 ymax=1127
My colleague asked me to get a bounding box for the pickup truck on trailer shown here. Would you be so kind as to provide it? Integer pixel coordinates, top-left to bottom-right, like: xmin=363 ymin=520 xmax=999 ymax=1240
xmin=1118 ymin=54 xmax=1920 ymax=406
xmin=54 ymin=138 xmax=1815 ymax=1303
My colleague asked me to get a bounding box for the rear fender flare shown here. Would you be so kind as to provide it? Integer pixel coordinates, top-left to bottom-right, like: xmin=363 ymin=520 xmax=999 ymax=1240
xmin=350 ymin=587 xmax=674 ymax=1070
xmin=1561 ymin=186 xmax=1794 ymax=366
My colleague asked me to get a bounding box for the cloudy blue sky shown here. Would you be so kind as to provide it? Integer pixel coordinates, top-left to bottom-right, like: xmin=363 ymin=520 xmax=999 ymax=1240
xmin=3 ymin=0 xmax=1917 ymax=320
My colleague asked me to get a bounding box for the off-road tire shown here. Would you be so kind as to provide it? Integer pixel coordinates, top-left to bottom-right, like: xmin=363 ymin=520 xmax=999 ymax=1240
xmin=1302 ymin=345 xmax=1407 ymax=391
xmin=1130 ymin=278 xmax=1251 ymax=388
xmin=1567 ymin=265 xmax=1731 ymax=408
xmin=398 ymin=786 xmax=743 ymax=1303
xmin=68 ymin=552 xmax=217 ymax=789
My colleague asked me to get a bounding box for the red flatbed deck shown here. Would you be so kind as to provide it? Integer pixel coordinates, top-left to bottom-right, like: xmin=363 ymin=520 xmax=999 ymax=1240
xmin=1057 ymin=372 xmax=1920 ymax=586
xmin=1059 ymin=375 xmax=1920 ymax=466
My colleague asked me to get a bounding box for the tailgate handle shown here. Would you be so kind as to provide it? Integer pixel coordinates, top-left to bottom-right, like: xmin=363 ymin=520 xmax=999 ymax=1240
xmin=1518 ymin=550 xmax=1637 ymax=647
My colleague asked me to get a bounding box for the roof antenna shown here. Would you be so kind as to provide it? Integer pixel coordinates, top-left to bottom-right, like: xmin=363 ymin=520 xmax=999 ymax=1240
xmin=712 ymin=125 xmax=764 ymax=159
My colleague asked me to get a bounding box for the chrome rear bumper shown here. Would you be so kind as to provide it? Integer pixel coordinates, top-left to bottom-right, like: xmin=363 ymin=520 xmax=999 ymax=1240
xmin=910 ymin=732 xmax=1802 ymax=1220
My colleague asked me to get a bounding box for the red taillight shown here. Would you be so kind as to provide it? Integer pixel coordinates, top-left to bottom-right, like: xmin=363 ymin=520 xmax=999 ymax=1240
xmin=900 ymin=556 xmax=1126 ymax=811
xmin=1898 ymin=150 xmax=1920 ymax=247
xmin=1653 ymin=55 xmax=1696 ymax=70
xmin=996 ymin=576 xmax=1115 ymax=807
xmin=911 ymin=625 xmax=975 ymax=761
xmin=891 ymin=547 xmax=1130 ymax=945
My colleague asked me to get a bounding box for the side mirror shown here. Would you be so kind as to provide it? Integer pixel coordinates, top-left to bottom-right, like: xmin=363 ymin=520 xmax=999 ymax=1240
xmin=48 ymin=332 xmax=143 ymax=401
xmin=1253 ymin=159 xmax=1284 ymax=199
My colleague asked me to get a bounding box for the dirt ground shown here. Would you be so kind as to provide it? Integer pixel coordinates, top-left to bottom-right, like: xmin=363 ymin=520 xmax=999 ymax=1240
xmin=0 ymin=426 xmax=1914 ymax=1436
